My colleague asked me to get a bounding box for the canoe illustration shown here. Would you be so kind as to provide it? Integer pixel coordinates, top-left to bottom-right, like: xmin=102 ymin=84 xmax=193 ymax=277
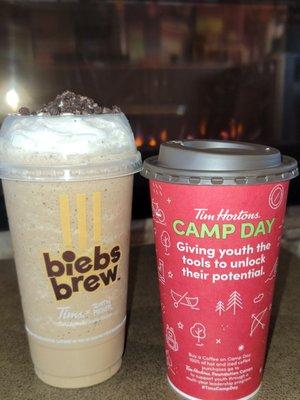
xmin=171 ymin=290 xmax=199 ymax=310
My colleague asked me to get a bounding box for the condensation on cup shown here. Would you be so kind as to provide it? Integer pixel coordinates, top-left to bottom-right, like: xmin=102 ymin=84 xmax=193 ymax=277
xmin=141 ymin=140 xmax=298 ymax=400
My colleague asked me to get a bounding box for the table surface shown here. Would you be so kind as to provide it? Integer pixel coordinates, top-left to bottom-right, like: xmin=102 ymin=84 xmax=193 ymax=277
xmin=0 ymin=245 xmax=299 ymax=400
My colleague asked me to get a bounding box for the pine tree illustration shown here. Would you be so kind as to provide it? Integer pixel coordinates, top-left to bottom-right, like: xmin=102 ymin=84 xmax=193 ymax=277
xmin=226 ymin=291 xmax=243 ymax=315
xmin=215 ymin=301 xmax=225 ymax=316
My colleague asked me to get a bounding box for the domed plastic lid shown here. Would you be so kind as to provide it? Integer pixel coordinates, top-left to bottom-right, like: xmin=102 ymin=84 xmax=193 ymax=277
xmin=0 ymin=113 xmax=141 ymax=181
xmin=141 ymin=140 xmax=298 ymax=185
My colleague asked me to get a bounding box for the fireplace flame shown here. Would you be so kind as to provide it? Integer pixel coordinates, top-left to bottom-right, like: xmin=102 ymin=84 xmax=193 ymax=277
xmin=229 ymin=119 xmax=245 ymax=140
xmin=160 ymin=129 xmax=168 ymax=142
xmin=135 ymin=135 xmax=143 ymax=148
xmin=148 ymin=137 xmax=157 ymax=147
xmin=237 ymin=122 xmax=244 ymax=137
xmin=220 ymin=120 xmax=244 ymax=141
xmin=134 ymin=119 xmax=245 ymax=148
xmin=230 ymin=119 xmax=237 ymax=139
xmin=220 ymin=130 xmax=229 ymax=140
xmin=199 ymin=119 xmax=207 ymax=137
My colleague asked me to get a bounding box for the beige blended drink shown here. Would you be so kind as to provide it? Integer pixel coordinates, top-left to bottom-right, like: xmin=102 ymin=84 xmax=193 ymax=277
xmin=0 ymin=92 xmax=141 ymax=388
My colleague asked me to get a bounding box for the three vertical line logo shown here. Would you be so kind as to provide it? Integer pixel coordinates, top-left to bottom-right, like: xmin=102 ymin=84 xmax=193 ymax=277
xmin=44 ymin=191 xmax=120 ymax=301
xmin=59 ymin=192 xmax=102 ymax=250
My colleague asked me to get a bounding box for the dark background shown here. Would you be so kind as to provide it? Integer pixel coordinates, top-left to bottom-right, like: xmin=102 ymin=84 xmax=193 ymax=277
xmin=0 ymin=0 xmax=299 ymax=227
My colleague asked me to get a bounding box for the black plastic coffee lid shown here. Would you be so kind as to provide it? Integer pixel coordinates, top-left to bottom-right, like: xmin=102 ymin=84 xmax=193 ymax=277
xmin=141 ymin=140 xmax=298 ymax=185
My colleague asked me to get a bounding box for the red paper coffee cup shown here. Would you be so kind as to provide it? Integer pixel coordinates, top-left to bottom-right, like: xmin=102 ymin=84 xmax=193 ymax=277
xmin=141 ymin=140 xmax=298 ymax=400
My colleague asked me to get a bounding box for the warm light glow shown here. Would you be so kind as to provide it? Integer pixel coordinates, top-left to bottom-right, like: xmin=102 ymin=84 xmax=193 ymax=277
xmin=237 ymin=123 xmax=244 ymax=136
xmin=230 ymin=120 xmax=237 ymax=139
xmin=135 ymin=135 xmax=143 ymax=147
xmin=133 ymin=120 xmax=245 ymax=149
xmin=148 ymin=137 xmax=157 ymax=147
xmin=5 ymin=89 xmax=19 ymax=111
xmin=199 ymin=119 xmax=207 ymax=137
xmin=220 ymin=131 xmax=229 ymax=140
xmin=160 ymin=129 xmax=168 ymax=142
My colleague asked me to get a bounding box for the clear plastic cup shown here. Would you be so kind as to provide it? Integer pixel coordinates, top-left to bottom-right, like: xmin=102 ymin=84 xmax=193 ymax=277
xmin=0 ymin=113 xmax=141 ymax=388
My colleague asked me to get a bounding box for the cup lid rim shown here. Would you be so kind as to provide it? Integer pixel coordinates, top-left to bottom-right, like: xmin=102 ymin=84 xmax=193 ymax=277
xmin=141 ymin=140 xmax=298 ymax=185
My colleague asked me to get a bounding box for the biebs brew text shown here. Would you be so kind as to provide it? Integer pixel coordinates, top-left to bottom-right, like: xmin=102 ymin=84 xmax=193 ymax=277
xmin=43 ymin=246 xmax=121 ymax=300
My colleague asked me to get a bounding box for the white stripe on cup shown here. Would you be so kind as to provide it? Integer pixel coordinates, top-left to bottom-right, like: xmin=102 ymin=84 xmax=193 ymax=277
xmin=25 ymin=316 xmax=126 ymax=345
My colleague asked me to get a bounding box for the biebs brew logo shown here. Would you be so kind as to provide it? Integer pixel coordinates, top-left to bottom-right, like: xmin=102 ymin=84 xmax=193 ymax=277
xmin=43 ymin=192 xmax=121 ymax=301
xmin=43 ymin=246 xmax=120 ymax=301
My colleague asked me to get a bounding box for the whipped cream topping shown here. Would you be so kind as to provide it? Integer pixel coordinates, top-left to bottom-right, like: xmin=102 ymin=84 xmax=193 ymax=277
xmin=0 ymin=113 xmax=139 ymax=167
